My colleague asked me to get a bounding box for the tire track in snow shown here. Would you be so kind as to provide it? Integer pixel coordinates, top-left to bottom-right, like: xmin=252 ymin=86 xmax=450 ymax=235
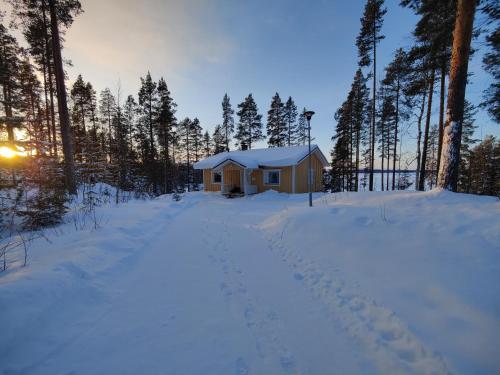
xmin=259 ymin=219 xmax=450 ymax=375
xmin=201 ymin=214 xmax=306 ymax=375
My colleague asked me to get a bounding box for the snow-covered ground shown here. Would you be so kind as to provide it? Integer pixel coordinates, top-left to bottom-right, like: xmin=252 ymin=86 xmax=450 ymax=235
xmin=1 ymin=190 xmax=499 ymax=375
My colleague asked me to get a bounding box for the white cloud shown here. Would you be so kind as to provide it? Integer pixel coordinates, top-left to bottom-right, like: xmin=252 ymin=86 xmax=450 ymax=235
xmin=64 ymin=0 xmax=235 ymax=94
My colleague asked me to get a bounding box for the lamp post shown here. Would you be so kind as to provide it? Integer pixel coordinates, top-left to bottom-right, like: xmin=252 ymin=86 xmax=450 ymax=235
xmin=304 ymin=110 xmax=315 ymax=207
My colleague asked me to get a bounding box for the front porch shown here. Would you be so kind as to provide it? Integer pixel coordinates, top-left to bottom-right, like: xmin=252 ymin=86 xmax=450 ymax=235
xmin=213 ymin=161 xmax=258 ymax=196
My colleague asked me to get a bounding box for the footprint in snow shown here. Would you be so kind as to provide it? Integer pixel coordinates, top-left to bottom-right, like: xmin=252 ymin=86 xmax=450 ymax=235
xmin=355 ymin=216 xmax=372 ymax=226
xmin=235 ymin=357 xmax=249 ymax=375
xmin=280 ymin=355 xmax=296 ymax=372
xmin=293 ymin=273 xmax=304 ymax=281
xmin=330 ymin=207 xmax=346 ymax=215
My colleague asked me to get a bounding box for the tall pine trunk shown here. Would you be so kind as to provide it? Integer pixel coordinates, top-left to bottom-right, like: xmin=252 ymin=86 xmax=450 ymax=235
xmin=186 ymin=125 xmax=190 ymax=192
xmin=438 ymin=0 xmax=476 ymax=191
xmin=381 ymin=119 xmax=385 ymax=191
xmin=163 ymin=129 xmax=170 ymax=194
xmin=436 ymin=61 xmax=446 ymax=180
xmin=42 ymin=0 xmax=58 ymax=157
xmin=418 ymin=68 xmax=435 ymax=191
xmin=48 ymin=0 xmax=76 ymax=193
xmin=415 ymin=91 xmax=427 ymax=188
xmin=391 ymin=79 xmax=400 ymax=190
xmin=369 ymin=22 xmax=377 ymax=191
xmin=386 ymin=124 xmax=390 ymax=189
xmin=41 ymin=57 xmax=53 ymax=155
xmin=3 ymin=85 xmax=14 ymax=142
xmin=355 ymin=86 xmax=361 ymax=192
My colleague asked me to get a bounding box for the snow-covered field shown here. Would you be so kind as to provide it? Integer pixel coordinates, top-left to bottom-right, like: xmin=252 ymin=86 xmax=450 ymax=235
xmin=1 ymin=190 xmax=499 ymax=375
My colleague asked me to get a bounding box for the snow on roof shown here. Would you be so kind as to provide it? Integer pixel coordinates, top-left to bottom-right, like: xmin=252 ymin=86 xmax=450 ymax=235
xmin=193 ymin=145 xmax=328 ymax=169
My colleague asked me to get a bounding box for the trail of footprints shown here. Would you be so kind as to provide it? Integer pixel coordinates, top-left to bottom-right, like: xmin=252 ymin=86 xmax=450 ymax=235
xmin=262 ymin=224 xmax=450 ymax=375
xmin=202 ymin=220 xmax=304 ymax=375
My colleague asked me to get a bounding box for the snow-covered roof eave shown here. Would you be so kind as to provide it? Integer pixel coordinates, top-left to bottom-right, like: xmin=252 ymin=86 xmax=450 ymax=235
xmin=192 ymin=145 xmax=329 ymax=170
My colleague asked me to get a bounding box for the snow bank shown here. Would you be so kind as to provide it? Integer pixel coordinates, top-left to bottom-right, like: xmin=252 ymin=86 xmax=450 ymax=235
xmin=260 ymin=190 xmax=500 ymax=374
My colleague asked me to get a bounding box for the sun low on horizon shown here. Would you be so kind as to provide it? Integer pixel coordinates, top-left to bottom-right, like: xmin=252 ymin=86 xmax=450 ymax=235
xmin=0 ymin=146 xmax=25 ymax=159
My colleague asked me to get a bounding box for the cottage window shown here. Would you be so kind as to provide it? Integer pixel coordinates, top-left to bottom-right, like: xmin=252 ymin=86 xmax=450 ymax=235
xmin=212 ymin=171 xmax=222 ymax=184
xmin=264 ymin=170 xmax=280 ymax=185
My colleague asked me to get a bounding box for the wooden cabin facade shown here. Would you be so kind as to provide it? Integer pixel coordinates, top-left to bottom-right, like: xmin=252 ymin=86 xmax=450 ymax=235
xmin=194 ymin=145 xmax=328 ymax=195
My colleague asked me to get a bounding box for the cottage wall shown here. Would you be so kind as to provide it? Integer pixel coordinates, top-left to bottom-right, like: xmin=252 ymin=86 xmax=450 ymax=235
xmin=203 ymin=169 xmax=221 ymax=191
xmin=295 ymin=152 xmax=325 ymax=193
xmin=250 ymin=166 xmax=293 ymax=193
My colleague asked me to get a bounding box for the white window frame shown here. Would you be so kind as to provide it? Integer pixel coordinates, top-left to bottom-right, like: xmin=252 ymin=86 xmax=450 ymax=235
xmin=211 ymin=171 xmax=222 ymax=184
xmin=264 ymin=169 xmax=281 ymax=186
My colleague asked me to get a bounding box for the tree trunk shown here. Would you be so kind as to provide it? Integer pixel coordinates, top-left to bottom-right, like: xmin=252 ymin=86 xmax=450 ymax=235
xmin=369 ymin=22 xmax=377 ymax=192
xmin=386 ymin=124 xmax=390 ymax=189
xmin=418 ymin=68 xmax=435 ymax=191
xmin=48 ymin=0 xmax=76 ymax=193
xmin=392 ymin=79 xmax=400 ymax=190
xmin=41 ymin=57 xmax=53 ymax=155
xmin=186 ymin=126 xmax=190 ymax=192
xmin=438 ymin=0 xmax=476 ymax=191
xmin=436 ymin=61 xmax=446 ymax=181
xmin=2 ymin=85 xmax=14 ymax=141
xmin=381 ymin=119 xmax=385 ymax=191
xmin=42 ymin=0 xmax=58 ymax=157
xmin=415 ymin=91 xmax=427 ymax=188
xmin=355 ymin=87 xmax=361 ymax=192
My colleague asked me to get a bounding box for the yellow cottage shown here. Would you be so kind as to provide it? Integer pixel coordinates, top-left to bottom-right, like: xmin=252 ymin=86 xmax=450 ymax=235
xmin=193 ymin=145 xmax=329 ymax=195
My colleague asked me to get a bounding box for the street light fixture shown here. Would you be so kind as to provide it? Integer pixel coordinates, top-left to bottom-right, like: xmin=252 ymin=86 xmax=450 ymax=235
xmin=304 ymin=110 xmax=315 ymax=207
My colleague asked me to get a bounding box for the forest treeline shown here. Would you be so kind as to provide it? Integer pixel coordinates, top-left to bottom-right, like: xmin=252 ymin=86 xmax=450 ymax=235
xmin=330 ymin=0 xmax=499 ymax=194
xmin=0 ymin=0 xmax=499 ymax=232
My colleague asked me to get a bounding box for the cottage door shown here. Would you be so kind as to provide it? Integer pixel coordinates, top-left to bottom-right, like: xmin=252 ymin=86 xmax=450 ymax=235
xmin=226 ymin=170 xmax=242 ymax=192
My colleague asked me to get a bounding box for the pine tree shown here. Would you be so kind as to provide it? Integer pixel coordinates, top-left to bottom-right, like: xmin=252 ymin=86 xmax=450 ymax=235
xmin=191 ymin=118 xmax=203 ymax=163
xmin=351 ymin=70 xmax=370 ymax=191
xmin=377 ymin=86 xmax=396 ymax=191
xmin=155 ymin=78 xmax=176 ymax=193
xmin=70 ymin=74 xmax=90 ymax=162
xmin=382 ymin=49 xmax=410 ymax=190
xmin=401 ymin=0 xmax=456 ymax=178
xmin=99 ymin=88 xmax=116 ymax=162
xmin=296 ymin=108 xmax=308 ymax=146
xmin=203 ymin=131 xmax=211 ymax=158
xmin=123 ymin=95 xmax=137 ymax=158
xmin=221 ymin=93 xmax=234 ymax=151
xmin=235 ymin=94 xmax=263 ymax=149
xmin=212 ymin=125 xmax=226 ymax=154
xmin=356 ymin=0 xmax=386 ymax=191
xmin=331 ymin=96 xmax=355 ymax=191
xmin=7 ymin=0 xmax=73 ymax=157
xmin=332 ymin=70 xmax=370 ymax=192
xmin=438 ymin=0 xmax=477 ymax=191
xmin=0 ymin=23 xmax=22 ymax=144
xmin=17 ymin=55 xmax=44 ymax=156
xmin=137 ymin=72 xmax=159 ymax=193
xmin=466 ymin=136 xmax=499 ymax=196
xmin=18 ymin=155 xmax=67 ymax=230
xmin=47 ymin=0 xmax=81 ymax=194
xmin=283 ymin=96 xmax=298 ymax=146
xmin=177 ymin=118 xmax=194 ymax=191
xmin=457 ymin=100 xmax=478 ymax=192
xmin=266 ymin=93 xmax=286 ymax=147
xmin=190 ymin=118 xmax=203 ymax=189
xmin=479 ymin=1 xmax=499 ymax=123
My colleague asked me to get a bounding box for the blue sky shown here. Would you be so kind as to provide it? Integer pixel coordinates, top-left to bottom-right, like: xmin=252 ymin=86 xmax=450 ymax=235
xmin=59 ymin=0 xmax=497 ymax=164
